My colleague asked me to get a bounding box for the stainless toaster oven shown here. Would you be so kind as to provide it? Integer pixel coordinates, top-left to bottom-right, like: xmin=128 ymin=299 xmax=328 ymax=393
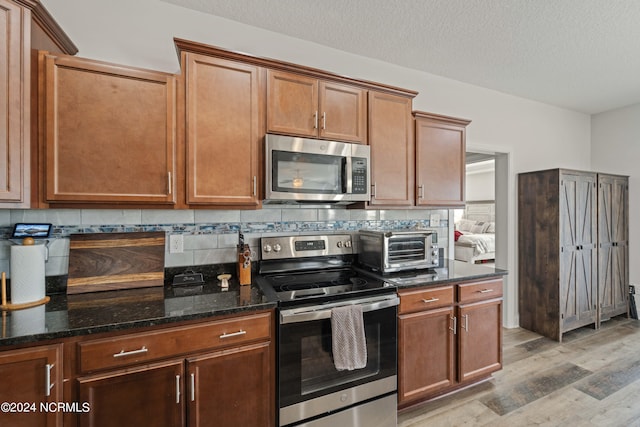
xmin=358 ymin=230 xmax=439 ymax=273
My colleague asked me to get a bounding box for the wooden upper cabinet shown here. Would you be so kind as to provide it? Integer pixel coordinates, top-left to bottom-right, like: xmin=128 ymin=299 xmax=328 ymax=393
xmin=42 ymin=53 xmax=177 ymax=205
xmin=0 ymin=0 xmax=28 ymax=206
xmin=184 ymin=53 xmax=263 ymax=206
xmin=318 ymin=81 xmax=367 ymax=143
xmin=368 ymin=91 xmax=414 ymax=206
xmin=414 ymin=112 xmax=470 ymax=207
xmin=0 ymin=0 xmax=76 ymax=208
xmin=267 ymin=71 xmax=317 ymax=138
xmin=267 ymin=70 xmax=366 ymax=143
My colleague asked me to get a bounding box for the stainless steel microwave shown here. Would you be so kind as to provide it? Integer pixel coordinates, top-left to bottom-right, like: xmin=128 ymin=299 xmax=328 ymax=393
xmin=264 ymin=134 xmax=370 ymax=204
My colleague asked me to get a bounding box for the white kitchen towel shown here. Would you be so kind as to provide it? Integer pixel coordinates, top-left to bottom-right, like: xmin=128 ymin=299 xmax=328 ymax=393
xmin=331 ymin=304 xmax=367 ymax=371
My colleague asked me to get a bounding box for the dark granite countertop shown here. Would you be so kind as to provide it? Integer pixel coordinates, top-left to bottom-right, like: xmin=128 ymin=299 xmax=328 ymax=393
xmin=355 ymin=259 xmax=508 ymax=289
xmin=0 ymin=277 xmax=275 ymax=347
xmin=1 ymin=260 xmax=505 ymax=348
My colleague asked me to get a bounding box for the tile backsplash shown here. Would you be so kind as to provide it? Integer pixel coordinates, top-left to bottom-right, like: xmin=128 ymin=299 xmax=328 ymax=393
xmin=0 ymin=207 xmax=450 ymax=278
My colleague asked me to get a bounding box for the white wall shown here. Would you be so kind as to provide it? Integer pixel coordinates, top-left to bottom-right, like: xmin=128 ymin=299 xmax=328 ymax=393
xmin=592 ymin=103 xmax=640 ymax=286
xmin=40 ymin=0 xmax=594 ymax=328
xmin=466 ymin=170 xmax=495 ymax=201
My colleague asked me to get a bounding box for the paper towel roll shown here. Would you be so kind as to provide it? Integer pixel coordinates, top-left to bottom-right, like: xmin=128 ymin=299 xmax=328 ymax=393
xmin=11 ymin=304 xmax=46 ymax=335
xmin=10 ymin=245 xmax=46 ymax=304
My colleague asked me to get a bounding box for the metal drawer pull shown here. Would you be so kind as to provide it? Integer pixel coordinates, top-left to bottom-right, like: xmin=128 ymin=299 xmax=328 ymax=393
xmin=314 ymin=111 xmax=318 ymax=129
xmin=113 ymin=346 xmax=148 ymax=358
xmin=421 ymin=297 xmax=440 ymax=303
xmin=220 ymin=330 xmax=247 ymax=339
xmin=190 ymin=373 xmax=195 ymax=402
xmin=45 ymin=364 xmax=54 ymax=396
xmin=322 ymin=112 xmax=326 ymax=129
xmin=176 ymin=375 xmax=181 ymax=404
xmin=478 ymin=289 xmax=494 ymax=293
xmin=449 ymin=316 xmax=457 ymax=335
xmin=462 ymin=314 xmax=469 ymax=332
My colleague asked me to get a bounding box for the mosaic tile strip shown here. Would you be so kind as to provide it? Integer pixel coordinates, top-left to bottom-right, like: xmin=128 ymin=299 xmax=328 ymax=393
xmin=0 ymin=218 xmax=448 ymax=239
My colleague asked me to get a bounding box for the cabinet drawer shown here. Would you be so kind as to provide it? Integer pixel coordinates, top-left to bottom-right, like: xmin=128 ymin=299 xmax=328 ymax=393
xmin=458 ymin=279 xmax=503 ymax=304
xmin=399 ymin=286 xmax=454 ymax=314
xmin=78 ymin=311 xmax=272 ymax=373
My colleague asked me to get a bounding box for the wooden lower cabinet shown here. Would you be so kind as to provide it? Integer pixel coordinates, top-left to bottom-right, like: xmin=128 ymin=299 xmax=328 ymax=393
xmin=71 ymin=311 xmax=274 ymax=427
xmin=458 ymin=299 xmax=502 ymax=383
xmin=398 ymin=306 xmax=455 ymax=403
xmin=398 ymin=278 xmax=503 ymax=408
xmin=0 ymin=344 xmax=63 ymax=427
xmin=78 ymin=359 xmax=185 ymax=427
xmin=187 ymin=342 xmax=273 ymax=427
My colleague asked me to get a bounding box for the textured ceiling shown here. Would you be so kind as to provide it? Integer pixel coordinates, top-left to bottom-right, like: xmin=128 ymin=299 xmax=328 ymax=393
xmin=159 ymin=0 xmax=640 ymax=114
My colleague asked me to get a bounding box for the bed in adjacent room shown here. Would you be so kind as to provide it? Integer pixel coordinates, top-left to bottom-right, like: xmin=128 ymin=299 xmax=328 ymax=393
xmin=454 ymin=202 xmax=496 ymax=264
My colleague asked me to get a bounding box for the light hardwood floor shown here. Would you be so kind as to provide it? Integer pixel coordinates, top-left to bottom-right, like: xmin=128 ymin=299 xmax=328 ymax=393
xmin=398 ymin=316 xmax=640 ymax=427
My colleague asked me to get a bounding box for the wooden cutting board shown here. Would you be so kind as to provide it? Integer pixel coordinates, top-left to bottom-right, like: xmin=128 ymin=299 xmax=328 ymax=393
xmin=67 ymin=232 xmax=165 ymax=294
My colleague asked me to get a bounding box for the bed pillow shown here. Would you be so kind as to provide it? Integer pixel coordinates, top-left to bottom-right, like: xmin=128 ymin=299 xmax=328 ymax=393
xmin=485 ymin=222 xmax=496 ymax=233
xmin=454 ymin=230 xmax=463 ymax=241
xmin=470 ymin=221 xmax=490 ymax=234
xmin=456 ymin=219 xmax=477 ymax=232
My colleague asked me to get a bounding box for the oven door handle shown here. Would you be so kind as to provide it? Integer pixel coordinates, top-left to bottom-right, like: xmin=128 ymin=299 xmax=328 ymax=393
xmin=279 ymin=295 xmax=399 ymax=324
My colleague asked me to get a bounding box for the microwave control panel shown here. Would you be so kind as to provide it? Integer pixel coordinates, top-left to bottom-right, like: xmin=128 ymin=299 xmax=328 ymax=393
xmin=351 ymin=158 xmax=368 ymax=194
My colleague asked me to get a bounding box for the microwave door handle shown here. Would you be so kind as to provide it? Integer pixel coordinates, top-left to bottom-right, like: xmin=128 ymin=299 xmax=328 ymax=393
xmin=344 ymin=156 xmax=351 ymax=194
xmin=280 ymin=295 xmax=399 ymax=324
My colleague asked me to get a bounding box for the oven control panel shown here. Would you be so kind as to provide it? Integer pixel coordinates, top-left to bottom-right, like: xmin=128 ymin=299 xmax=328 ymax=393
xmin=261 ymin=234 xmax=353 ymax=260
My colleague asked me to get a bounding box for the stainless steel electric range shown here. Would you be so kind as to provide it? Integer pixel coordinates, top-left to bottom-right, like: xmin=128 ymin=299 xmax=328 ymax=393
xmin=255 ymin=234 xmax=398 ymax=427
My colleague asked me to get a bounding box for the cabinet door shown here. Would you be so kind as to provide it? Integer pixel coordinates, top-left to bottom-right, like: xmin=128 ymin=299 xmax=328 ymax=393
xmin=43 ymin=53 xmax=176 ymax=204
xmin=559 ymin=173 xmax=597 ymax=332
xmin=458 ymin=299 xmax=502 ymax=383
xmin=187 ymin=342 xmax=274 ymax=427
xmin=267 ymin=70 xmax=318 ymax=138
xmin=319 ymin=81 xmax=366 ymax=143
xmin=368 ymin=91 xmax=414 ymax=206
xmin=77 ymin=359 xmax=185 ymax=427
xmin=398 ymin=307 xmax=455 ymax=405
xmin=598 ymin=175 xmax=629 ymax=319
xmin=0 ymin=0 xmax=29 ymax=207
xmin=415 ymin=114 xmax=468 ymax=207
xmin=0 ymin=344 xmax=63 ymax=427
xmin=186 ymin=54 xmax=262 ymax=206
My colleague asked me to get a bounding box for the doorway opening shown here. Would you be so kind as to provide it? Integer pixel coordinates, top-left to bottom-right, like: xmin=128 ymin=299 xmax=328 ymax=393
xmin=452 ymin=148 xmax=513 ymax=327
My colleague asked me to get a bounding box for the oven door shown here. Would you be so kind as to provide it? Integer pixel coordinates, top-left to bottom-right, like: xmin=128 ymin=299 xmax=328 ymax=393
xmin=278 ymin=294 xmax=398 ymax=426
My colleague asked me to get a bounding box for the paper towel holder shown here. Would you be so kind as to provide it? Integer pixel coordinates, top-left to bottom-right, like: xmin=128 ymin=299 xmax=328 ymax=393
xmin=9 ymin=223 xmax=53 ymax=262
xmin=0 ymin=271 xmax=50 ymax=311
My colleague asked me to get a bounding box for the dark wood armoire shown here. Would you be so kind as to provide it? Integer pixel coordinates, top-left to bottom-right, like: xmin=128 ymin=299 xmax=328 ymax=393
xmin=518 ymin=168 xmax=629 ymax=341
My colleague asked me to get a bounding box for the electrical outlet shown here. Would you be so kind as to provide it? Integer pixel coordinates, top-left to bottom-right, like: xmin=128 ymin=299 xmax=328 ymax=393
xmin=169 ymin=234 xmax=184 ymax=254
xmin=430 ymin=214 xmax=441 ymax=227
